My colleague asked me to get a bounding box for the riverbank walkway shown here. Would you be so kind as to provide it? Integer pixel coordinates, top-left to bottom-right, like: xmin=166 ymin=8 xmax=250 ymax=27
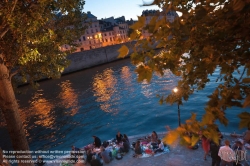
xmin=73 ymin=132 xmax=250 ymax=166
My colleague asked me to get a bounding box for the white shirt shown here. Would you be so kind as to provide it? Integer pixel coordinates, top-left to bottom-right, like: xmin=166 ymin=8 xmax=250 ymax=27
xmin=159 ymin=142 xmax=164 ymax=150
xmin=218 ymin=145 xmax=234 ymax=162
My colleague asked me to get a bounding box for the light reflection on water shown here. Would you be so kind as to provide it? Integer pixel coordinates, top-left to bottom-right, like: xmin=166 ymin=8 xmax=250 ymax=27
xmin=93 ymin=68 xmax=118 ymax=113
xmin=58 ymin=80 xmax=80 ymax=116
xmin=0 ymin=58 xmax=247 ymax=151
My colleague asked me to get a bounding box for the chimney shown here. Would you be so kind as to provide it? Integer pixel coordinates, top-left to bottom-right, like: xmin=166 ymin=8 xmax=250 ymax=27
xmin=87 ymin=11 xmax=91 ymax=14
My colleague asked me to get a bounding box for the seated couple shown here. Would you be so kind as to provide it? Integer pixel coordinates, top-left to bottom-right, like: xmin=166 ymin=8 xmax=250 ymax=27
xmin=133 ymin=139 xmax=164 ymax=157
xmin=116 ymin=131 xmax=130 ymax=144
xmin=87 ymin=146 xmax=112 ymax=165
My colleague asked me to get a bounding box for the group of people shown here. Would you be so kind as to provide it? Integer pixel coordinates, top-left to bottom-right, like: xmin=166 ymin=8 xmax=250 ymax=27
xmin=200 ymin=127 xmax=250 ymax=166
xmin=83 ymin=132 xmax=131 ymax=166
xmin=133 ymin=131 xmax=165 ymax=158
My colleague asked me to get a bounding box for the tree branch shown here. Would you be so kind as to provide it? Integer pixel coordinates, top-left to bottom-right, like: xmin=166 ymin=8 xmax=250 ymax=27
xmin=0 ymin=26 xmax=9 ymax=39
xmin=0 ymin=0 xmax=18 ymax=39
xmin=239 ymin=67 xmax=246 ymax=82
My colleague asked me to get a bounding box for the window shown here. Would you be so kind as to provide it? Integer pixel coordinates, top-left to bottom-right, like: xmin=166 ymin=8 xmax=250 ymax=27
xmin=109 ymin=32 xmax=111 ymax=36
xmin=91 ymin=29 xmax=94 ymax=33
xmin=104 ymin=33 xmax=107 ymax=36
xmin=110 ymin=37 xmax=112 ymax=41
xmin=95 ymin=24 xmax=97 ymax=27
xmin=105 ymin=39 xmax=108 ymax=42
xmin=96 ymin=29 xmax=98 ymax=32
xmin=83 ymin=36 xmax=86 ymax=41
xmin=80 ymin=48 xmax=84 ymax=51
xmin=89 ymin=41 xmax=91 ymax=44
xmin=79 ymin=39 xmax=81 ymax=42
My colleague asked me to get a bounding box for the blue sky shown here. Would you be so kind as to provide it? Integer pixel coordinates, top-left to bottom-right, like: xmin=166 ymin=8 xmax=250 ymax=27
xmin=83 ymin=0 xmax=160 ymax=20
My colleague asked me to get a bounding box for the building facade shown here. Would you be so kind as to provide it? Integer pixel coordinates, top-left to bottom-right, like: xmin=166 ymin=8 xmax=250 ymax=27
xmin=63 ymin=12 xmax=131 ymax=52
xmin=141 ymin=9 xmax=179 ymax=39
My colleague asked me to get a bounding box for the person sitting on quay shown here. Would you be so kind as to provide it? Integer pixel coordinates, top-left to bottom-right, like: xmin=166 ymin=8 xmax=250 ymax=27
xmin=90 ymin=155 xmax=103 ymax=166
xmin=133 ymin=140 xmax=142 ymax=158
xmin=86 ymin=149 xmax=95 ymax=164
xmin=119 ymin=138 xmax=130 ymax=154
xmin=243 ymin=127 xmax=250 ymax=144
xmin=153 ymin=139 xmax=164 ymax=154
xmin=93 ymin=135 xmax=102 ymax=148
xmin=151 ymin=131 xmax=158 ymax=143
xmin=218 ymin=140 xmax=234 ymax=166
xmin=35 ymin=156 xmax=45 ymax=166
xmin=71 ymin=145 xmax=81 ymax=163
xmin=123 ymin=134 xmax=129 ymax=143
xmin=100 ymin=146 xmax=112 ymax=164
xmin=116 ymin=131 xmax=123 ymax=144
xmin=150 ymin=131 xmax=158 ymax=149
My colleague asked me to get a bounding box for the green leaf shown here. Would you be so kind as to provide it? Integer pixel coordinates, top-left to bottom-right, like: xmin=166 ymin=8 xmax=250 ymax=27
xmin=238 ymin=112 xmax=250 ymax=129
xmin=130 ymin=16 xmax=146 ymax=30
xmin=117 ymin=45 xmax=129 ymax=58
xmin=163 ymin=130 xmax=179 ymax=145
xmin=135 ymin=65 xmax=153 ymax=82
xmin=191 ymin=135 xmax=200 ymax=146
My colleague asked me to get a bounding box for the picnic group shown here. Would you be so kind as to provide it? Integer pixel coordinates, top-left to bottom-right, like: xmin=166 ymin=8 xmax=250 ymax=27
xmin=68 ymin=131 xmax=168 ymax=166
xmin=37 ymin=127 xmax=250 ymax=166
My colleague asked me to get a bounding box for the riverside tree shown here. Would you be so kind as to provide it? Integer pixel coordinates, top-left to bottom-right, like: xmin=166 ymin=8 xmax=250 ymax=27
xmin=0 ymin=0 xmax=85 ymax=165
xmin=119 ymin=0 xmax=250 ymax=146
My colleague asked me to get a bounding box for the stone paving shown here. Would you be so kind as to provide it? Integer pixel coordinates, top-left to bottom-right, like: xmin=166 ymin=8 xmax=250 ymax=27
xmin=78 ymin=132 xmax=250 ymax=166
xmin=46 ymin=132 xmax=250 ymax=166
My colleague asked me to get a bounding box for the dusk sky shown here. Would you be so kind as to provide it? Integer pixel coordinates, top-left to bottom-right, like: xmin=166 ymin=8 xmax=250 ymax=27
xmin=83 ymin=0 xmax=160 ymax=20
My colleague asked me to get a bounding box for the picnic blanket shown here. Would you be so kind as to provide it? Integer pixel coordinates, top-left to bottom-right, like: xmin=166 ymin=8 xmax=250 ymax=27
xmin=139 ymin=146 xmax=170 ymax=158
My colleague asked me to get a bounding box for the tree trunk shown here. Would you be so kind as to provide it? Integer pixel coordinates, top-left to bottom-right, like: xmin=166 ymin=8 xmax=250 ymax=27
xmin=0 ymin=55 xmax=34 ymax=166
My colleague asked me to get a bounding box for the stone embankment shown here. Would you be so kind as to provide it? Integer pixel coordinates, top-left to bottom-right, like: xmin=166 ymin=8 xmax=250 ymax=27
xmin=64 ymin=42 xmax=135 ymax=74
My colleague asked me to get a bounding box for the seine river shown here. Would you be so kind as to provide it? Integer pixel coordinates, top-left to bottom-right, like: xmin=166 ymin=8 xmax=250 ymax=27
xmin=0 ymin=58 xmax=247 ymax=151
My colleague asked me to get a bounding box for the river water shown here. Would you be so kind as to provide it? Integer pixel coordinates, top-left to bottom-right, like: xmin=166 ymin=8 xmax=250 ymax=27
xmin=0 ymin=58 xmax=247 ymax=151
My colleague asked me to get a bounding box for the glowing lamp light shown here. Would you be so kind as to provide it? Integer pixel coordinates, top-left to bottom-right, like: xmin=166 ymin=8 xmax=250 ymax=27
xmin=173 ymin=87 xmax=178 ymax=93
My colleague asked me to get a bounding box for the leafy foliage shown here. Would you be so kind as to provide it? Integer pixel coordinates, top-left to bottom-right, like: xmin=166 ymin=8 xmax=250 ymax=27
xmin=0 ymin=0 xmax=86 ymax=86
xmin=122 ymin=0 xmax=250 ymax=145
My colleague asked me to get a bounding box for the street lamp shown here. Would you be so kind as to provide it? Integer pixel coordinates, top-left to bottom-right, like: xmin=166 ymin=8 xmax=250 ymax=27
xmin=173 ymin=87 xmax=181 ymax=127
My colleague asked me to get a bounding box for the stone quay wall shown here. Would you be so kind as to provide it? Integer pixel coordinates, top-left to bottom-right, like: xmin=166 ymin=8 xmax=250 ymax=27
xmin=63 ymin=42 xmax=135 ymax=74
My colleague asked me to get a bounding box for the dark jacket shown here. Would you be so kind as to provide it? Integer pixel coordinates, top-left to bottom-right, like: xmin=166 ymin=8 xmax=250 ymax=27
xmin=90 ymin=159 xmax=102 ymax=166
xmin=210 ymin=142 xmax=220 ymax=160
xmin=123 ymin=141 xmax=130 ymax=152
xmin=94 ymin=137 xmax=102 ymax=148
xmin=135 ymin=146 xmax=142 ymax=155
xmin=116 ymin=134 xmax=123 ymax=143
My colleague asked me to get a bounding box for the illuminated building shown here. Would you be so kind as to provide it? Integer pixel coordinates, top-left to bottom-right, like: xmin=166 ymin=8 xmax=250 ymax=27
xmin=63 ymin=12 xmax=133 ymax=52
xmin=141 ymin=10 xmax=179 ymax=39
